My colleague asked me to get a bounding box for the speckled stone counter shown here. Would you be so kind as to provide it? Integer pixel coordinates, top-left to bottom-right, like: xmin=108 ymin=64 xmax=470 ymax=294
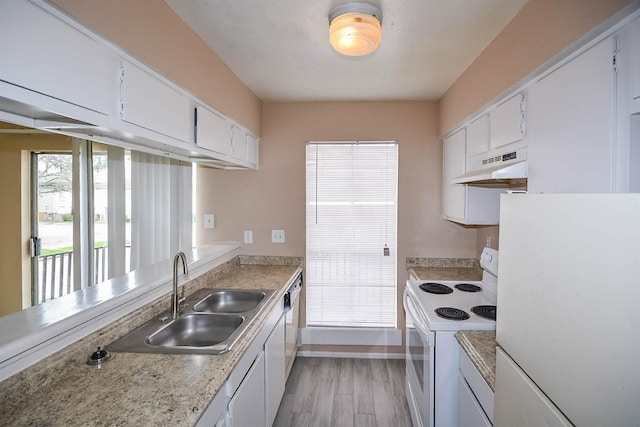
xmin=0 ymin=258 xmax=302 ymax=426
xmin=407 ymin=257 xmax=482 ymax=281
xmin=455 ymin=330 xmax=497 ymax=391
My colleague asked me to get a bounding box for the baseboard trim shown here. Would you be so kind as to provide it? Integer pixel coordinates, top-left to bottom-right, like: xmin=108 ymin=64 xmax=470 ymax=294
xmin=297 ymin=350 xmax=405 ymax=360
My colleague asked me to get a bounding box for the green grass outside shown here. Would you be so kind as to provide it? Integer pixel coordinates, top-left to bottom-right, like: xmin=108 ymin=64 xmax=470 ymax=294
xmin=41 ymin=241 xmax=107 ymax=256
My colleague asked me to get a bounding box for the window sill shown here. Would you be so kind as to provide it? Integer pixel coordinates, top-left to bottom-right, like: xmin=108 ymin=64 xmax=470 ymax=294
xmin=0 ymin=244 xmax=239 ymax=382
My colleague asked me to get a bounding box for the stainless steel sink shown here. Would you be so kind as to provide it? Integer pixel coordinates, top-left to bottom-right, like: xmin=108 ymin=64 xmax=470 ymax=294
xmin=193 ymin=290 xmax=267 ymax=313
xmin=107 ymin=288 xmax=275 ymax=355
xmin=146 ymin=313 xmax=243 ymax=348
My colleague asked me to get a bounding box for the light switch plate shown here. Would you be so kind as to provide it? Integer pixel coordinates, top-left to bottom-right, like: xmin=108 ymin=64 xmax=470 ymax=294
xmin=244 ymin=230 xmax=253 ymax=244
xmin=271 ymin=230 xmax=285 ymax=243
xmin=204 ymin=214 xmax=214 ymax=229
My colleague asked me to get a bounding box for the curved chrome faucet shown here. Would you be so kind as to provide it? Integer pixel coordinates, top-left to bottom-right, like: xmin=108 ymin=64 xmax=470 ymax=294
xmin=172 ymin=251 xmax=189 ymax=319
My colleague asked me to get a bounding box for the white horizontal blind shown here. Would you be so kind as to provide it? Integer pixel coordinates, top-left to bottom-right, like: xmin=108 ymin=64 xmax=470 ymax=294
xmin=306 ymin=142 xmax=398 ymax=328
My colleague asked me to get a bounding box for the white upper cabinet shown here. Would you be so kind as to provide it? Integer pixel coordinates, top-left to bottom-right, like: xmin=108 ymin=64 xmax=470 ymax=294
xmin=0 ymin=1 xmax=115 ymax=125
xmin=629 ymin=17 xmax=640 ymax=105
xmin=443 ymin=129 xmax=467 ymax=221
xmin=490 ymin=92 xmax=525 ymax=149
xmin=527 ymin=38 xmax=614 ymax=193
xmin=246 ymin=133 xmax=259 ymax=167
xmin=231 ymin=125 xmax=248 ymax=162
xmin=195 ymin=105 xmax=259 ymax=168
xmin=617 ymin=16 xmax=640 ymax=192
xmin=196 ymin=105 xmax=231 ymax=156
xmin=466 ymin=114 xmax=490 ymax=157
xmin=119 ymin=62 xmax=192 ymax=144
xmin=443 ymin=128 xmax=503 ymax=225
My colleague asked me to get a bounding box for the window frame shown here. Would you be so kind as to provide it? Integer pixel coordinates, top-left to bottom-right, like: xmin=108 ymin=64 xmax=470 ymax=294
xmin=305 ymin=141 xmax=398 ymax=329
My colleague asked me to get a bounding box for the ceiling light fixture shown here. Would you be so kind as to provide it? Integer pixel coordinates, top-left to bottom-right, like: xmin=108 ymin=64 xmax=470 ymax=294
xmin=329 ymin=2 xmax=382 ymax=57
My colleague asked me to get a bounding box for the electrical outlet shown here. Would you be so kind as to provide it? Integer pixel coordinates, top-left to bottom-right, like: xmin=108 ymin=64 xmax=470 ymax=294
xmin=485 ymin=235 xmax=492 ymax=248
xmin=271 ymin=230 xmax=285 ymax=243
xmin=204 ymin=214 xmax=214 ymax=229
xmin=244 ymin=230 xmax=253 ymax=244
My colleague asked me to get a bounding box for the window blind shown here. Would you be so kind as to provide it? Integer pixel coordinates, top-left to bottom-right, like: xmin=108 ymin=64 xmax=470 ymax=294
xmin=306 ymin=142 xmax=398 ymax=328
xmin=129 ymin=152 xmax=192 ymax=270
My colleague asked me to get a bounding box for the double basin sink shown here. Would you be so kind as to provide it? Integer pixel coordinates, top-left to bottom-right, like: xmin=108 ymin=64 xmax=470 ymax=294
xmin=108 ymin=288 xmax=275 ymax=355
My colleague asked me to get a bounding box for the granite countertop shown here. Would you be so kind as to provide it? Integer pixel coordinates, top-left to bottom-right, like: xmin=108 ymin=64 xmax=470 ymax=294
xmin=455 ymin=330 xmax=497 ymax=391
xmin=406 ymin=257 xmax=483 ymax=281
xmin=0 ymin=261 xmax=301 ymax=426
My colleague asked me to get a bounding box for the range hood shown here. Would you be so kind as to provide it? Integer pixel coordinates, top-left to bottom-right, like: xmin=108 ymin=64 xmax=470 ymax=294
xmin=452 ymin=145 xmax=528 ymax=185
xmin=453 ymin=160 xmax=527 ymax=184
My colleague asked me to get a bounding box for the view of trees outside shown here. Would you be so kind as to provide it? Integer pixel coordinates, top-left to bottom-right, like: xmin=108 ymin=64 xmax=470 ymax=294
xmin=37 ymin=152 xmax=132 ymax=256
xmin=37 ymin=153 xmax=110 ymax=255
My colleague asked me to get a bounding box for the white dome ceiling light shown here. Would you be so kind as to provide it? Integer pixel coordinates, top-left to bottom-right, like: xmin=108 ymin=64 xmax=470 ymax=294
xmin=329 ymin=2 xmax=383 ymax=57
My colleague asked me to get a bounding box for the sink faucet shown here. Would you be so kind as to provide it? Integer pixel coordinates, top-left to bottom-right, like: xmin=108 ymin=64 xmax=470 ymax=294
xmin=172 ymin=251 xmax=189 ymax=319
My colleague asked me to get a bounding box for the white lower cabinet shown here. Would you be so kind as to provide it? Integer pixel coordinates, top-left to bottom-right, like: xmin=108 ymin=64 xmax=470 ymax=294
xmin=196 ymin=384 xmax=230 ymax=427
xmin=214 ymin=411 xmax=229 ymax=427
xmin=197 ymin=298 xmax=286 ymax=427
xmin=459 ymin=376 xmax=492 ymax=427
xmin=229 ymin=351 xmax=266 ymax=427
xmin=458 ymin=346 xmax=494 ymax=426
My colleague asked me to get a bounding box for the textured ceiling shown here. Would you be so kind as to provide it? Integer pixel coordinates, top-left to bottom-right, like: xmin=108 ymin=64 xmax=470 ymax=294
xmin=165 ymin=0 xmax=528 ymax=102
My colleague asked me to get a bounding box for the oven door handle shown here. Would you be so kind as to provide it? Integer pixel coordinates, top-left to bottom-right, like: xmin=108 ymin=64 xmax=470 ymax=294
xmin=404 ymin=288 xmax=434 ymax=345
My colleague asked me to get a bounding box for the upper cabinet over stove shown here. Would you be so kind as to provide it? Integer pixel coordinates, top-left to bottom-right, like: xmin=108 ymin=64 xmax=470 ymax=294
xmin=442 ymin=8 xmax=640 ymax=225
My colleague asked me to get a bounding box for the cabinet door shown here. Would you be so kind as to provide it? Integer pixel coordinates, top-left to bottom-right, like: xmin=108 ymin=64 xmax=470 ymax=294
xmin=120 ymin=62 xmax=192 ymax=143
xmin=229 ymin=351 xmax=266 ymax=427
xmin=458 ymin=376 xmax=492 ymax=427
xmin=630 ymin=17 xmax=640 ymax=102
xmin=195 ymin=389 xmax=229 ymax=427
xmin=246 ymin=133 xmax=259 ymax=167
xmin=196 ymin=105 xmax=231 ymax=156
xmin=231 ymin=125 xmax=248 ymax=162
xmin=0 ymin=1 xmax=114 ymax=117
xmin=265 ymin=315 xmax=286 ymax=427
xmin=442 ymin=129 xmax=467 ymax=221
xmin=466 ymin=115 xmax=490 ymax=157
xmin=490 ymin=92 xmax=525 ymax=149
xmin=214 ymin=411 xmax=229 ymax=427
xmin=527 ymin=39 xmax=614 ymax=193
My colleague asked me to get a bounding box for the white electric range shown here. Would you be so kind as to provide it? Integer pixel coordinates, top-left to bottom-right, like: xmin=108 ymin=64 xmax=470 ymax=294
xmin=404 ymin=247 xmax=498 ymax=427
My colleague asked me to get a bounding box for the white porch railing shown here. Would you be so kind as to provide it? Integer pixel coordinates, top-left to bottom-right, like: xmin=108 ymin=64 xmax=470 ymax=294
xmin=36 ymin=246 xmax=109 ymax=304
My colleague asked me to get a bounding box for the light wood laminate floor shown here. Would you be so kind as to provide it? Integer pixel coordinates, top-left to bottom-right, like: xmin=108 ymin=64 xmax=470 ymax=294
xmin=273 ymin=357 xmax=413 ymax=427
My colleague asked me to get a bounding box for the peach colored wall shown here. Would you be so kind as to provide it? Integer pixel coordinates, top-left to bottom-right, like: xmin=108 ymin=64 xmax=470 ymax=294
xmin=196 ymin=101 xmax=478 ymax=352
xmin=197 ymin=101 xmax=477 ymax=258
xmin=0 ymin=133 xmax=72 ymax=317
xmin=439 ymin=0 xmax=633 ymax=135
xmin=51 ymin=0 xmax=262 ymax=134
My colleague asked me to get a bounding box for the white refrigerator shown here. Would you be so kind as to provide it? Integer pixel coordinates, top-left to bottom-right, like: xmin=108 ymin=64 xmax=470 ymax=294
xmin=495 ymin=194 xmax=640 ymax=427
